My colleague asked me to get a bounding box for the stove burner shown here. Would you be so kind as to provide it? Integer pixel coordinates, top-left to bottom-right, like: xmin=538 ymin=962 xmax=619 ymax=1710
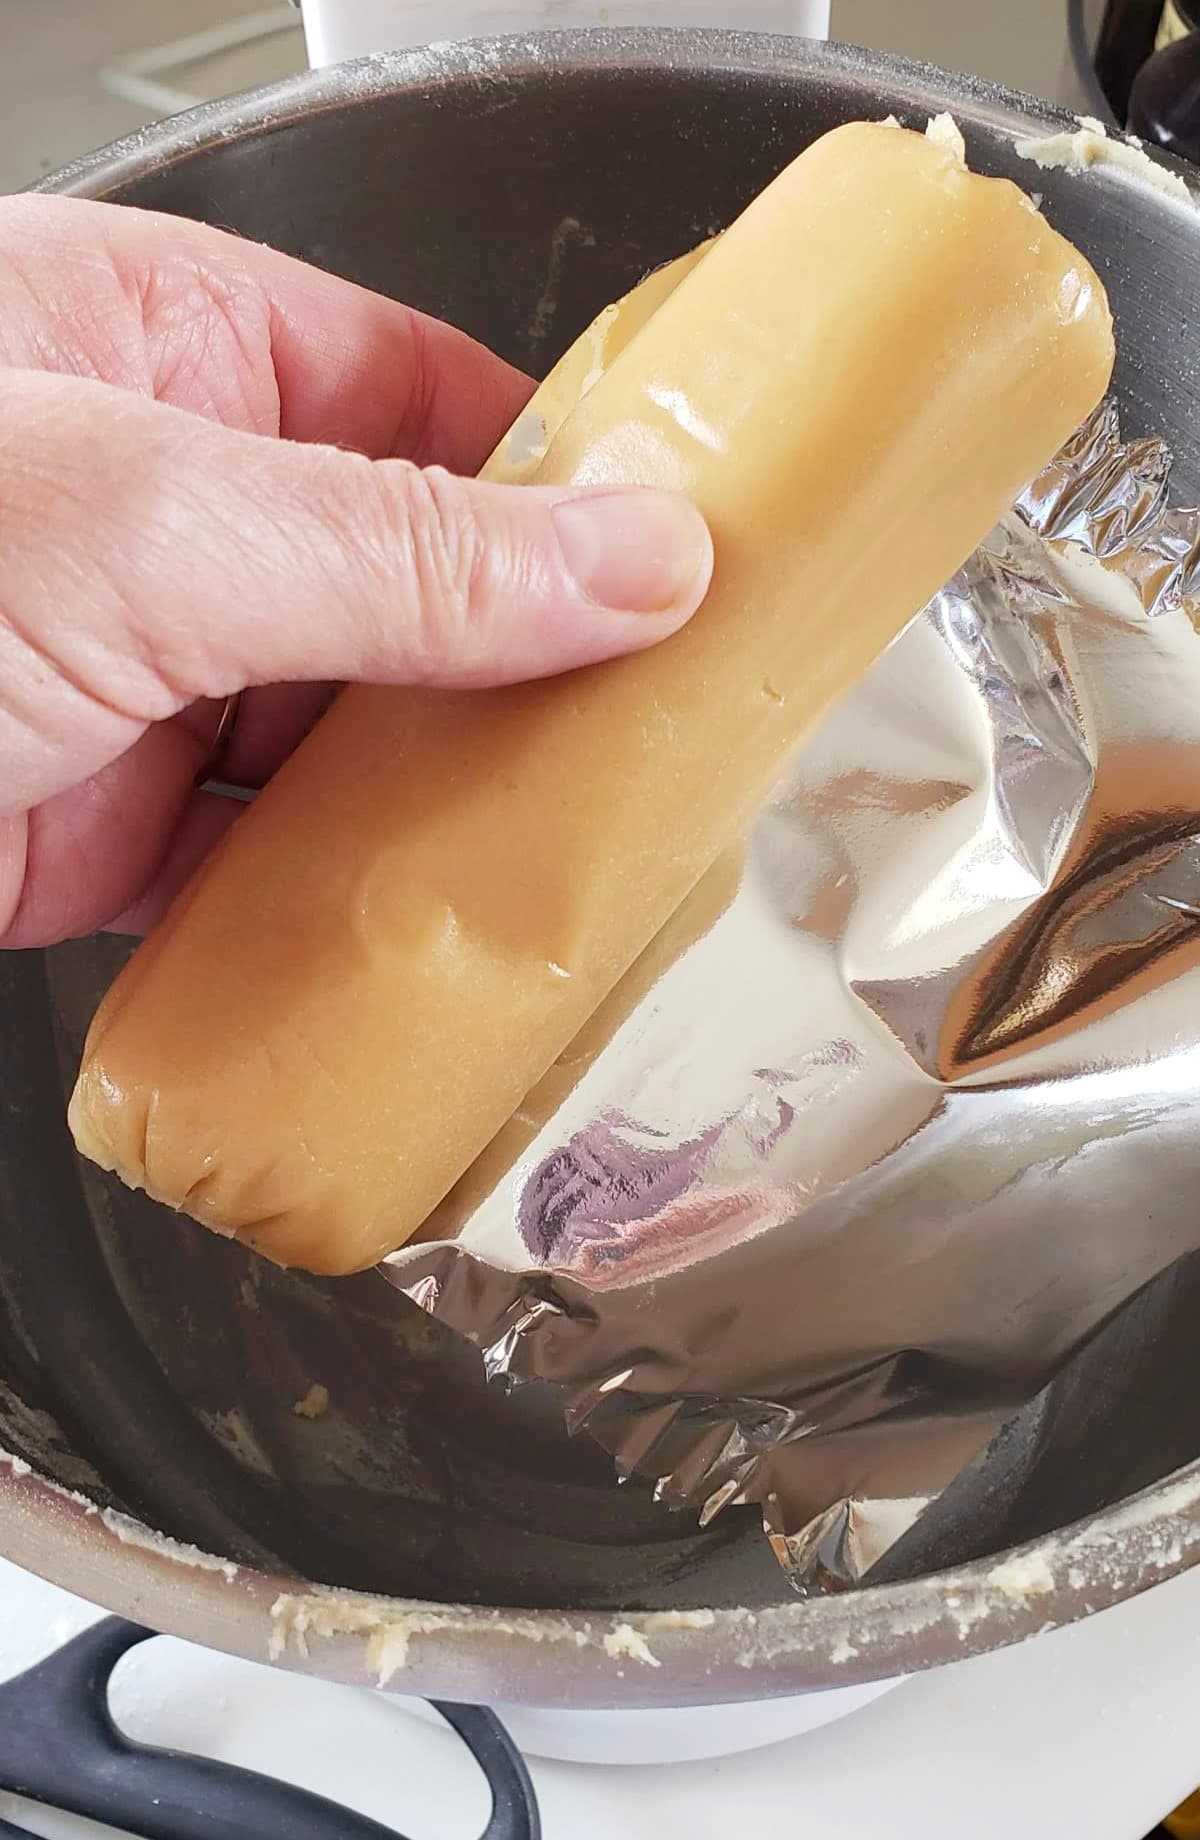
xmin=0 ymin=1616 xmax=540 ymax=1838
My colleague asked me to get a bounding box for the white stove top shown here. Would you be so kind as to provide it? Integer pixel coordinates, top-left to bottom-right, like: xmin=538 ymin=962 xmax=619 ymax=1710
xmin=1 ymin=1553 xmax=1198 ymax=1838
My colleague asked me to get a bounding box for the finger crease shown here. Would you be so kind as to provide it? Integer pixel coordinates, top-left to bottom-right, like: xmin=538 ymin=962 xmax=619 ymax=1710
xmin=0 ymin=597 xmax=153 ymax=729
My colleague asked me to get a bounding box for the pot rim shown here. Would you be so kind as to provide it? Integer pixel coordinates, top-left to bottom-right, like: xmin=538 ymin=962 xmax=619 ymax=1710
xmin=15 ymin=29 xmax=1200 ymax=1706
xmin=5 ymin=1448 xmax=1200 ymax=1704
xmin=33 ymin=25 xmax=1197 ymax=205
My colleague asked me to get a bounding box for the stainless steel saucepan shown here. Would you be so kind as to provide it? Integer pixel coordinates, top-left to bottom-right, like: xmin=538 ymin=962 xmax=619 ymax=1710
xmin=4 ymin=30 xmax=1200 ymax=1715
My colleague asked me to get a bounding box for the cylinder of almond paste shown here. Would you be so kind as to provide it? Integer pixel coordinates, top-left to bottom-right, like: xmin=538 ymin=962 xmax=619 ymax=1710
xmin=70 ymin=121 xmax=1115 ymax=1274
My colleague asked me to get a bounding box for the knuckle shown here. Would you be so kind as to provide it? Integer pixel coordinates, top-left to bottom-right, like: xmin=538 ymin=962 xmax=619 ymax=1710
xmin=377 ymin=462 xmax=494 ymax=675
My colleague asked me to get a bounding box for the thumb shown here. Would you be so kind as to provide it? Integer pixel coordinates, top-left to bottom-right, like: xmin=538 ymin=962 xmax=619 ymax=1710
xmin=0 ymin=371 xmax=712 ymax=813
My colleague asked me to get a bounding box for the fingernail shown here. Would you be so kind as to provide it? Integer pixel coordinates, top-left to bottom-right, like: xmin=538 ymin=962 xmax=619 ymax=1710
xmin=552 ymin=490 xmax=712 ymax=617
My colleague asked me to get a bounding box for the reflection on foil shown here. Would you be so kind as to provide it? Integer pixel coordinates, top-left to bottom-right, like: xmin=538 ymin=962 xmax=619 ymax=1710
xmin=518 ymin=1115 xmax=729 ymax=1267
xmin=518 ymin=1050 xmax=857 ymax=1282
xmin=383 ymin=402 xmax=1200 ymax=1592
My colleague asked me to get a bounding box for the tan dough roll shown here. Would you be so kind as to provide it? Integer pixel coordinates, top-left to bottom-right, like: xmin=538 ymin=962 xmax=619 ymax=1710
xmin=70 ymin=121 xmax=1115 ymax=1274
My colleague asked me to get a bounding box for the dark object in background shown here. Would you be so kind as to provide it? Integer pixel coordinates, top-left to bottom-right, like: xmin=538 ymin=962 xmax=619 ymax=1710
xmin=1083 ymin=0 xmax=1200 ymax=153
xmin=1129 ymin=14 xmax=1200 ymax=158
xmin=1093 ymin=0 xmax=1173 ymax=118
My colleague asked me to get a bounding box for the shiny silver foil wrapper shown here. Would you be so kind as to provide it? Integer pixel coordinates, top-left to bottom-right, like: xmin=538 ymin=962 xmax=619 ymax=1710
xmin=383 ymin=402 xmax=1200 ymax=1589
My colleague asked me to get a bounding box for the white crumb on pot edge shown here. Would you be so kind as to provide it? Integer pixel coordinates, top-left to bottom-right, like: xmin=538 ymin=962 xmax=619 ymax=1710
xmin=100 ymin=1508 xmax=238 ymax=1582
xmin=603 ymin=1623 xmax=662 ymax=1668
xmin=925 ymin=112 xmax=966 ymax=161
xmin=1015 ymin=114 xmax=1194 ymax=205
xmin=269 ymin=1590 xmax=596 ymax=1687
xmin=986 ymin=1552 xmax=1056 ymax=1598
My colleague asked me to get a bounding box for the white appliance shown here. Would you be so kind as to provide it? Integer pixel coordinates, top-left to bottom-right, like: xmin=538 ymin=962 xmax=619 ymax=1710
xmin=0 ymin=1553 xmax=1197 ymax=1837
xmin=300 ymin=0 xmax=832 ymax=66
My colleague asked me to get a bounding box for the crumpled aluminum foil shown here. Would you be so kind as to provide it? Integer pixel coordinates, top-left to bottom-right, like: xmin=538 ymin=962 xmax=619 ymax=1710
xmin=383 ymin=401 xmax=1200 ymax=1590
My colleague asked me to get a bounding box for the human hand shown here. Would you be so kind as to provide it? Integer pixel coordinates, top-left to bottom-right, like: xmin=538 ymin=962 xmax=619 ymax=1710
xmin=0 ymin=196 xmax=712 ymax=948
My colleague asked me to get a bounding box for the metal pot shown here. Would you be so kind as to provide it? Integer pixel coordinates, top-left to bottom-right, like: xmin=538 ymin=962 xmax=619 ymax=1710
xmin=4 ymin=31 xmax=1200 ymax=1713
